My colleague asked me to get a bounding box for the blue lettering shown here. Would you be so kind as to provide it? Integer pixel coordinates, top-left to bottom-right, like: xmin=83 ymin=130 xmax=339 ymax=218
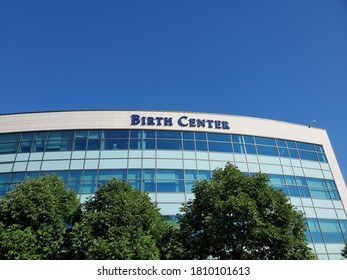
xmin=131 ymin=114 xmax=140 ymax=125
xmin=197 ymin=119 xmax=205 ymax=128
xmin=147 ymin=117 xmax=155 ymax=126
xmin=222 ymin=121 xmax=230 ymax=130
xmin=215 ymin=120 xmax=221 ymax=129
xmin=164 ymin=117 xmax=173 ymax=126
xmin=206 ymin=120 xmax=214 ymax=128
xmin=189 ymin=118 xmax=196 ymax=127
xmin=141 ymin=117 xmax=146 ymax=125
xmin=178 ymin=116 xmax=188 ymax=127
xmin=156 ymin=117 xmax=163 ymax=125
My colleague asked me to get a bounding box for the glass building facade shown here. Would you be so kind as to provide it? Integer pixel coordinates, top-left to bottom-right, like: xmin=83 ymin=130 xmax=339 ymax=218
xmin=0 ymin=110 xmax=346 ymax=259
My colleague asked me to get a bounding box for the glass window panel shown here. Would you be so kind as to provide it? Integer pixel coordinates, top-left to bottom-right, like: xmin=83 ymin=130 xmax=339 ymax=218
xmin=88 ymin=130 xmax=102 ymax=139
xmin=319 ymin=219 xmax=340 ymax=231
xmin=66 ymin=181 xmax=80 ymax=193
xmin=254 ymin=136 xmax=276 ymax=146
xmin=195 ymin=141 xmax=207 ymax=151
xmin=81 ymin=181 xmax=97 ymax=194
xmin=185 ymin=170 xmax=197 ymax=180
xmin=69 ymin=170 xmax=83 ymax=181
xmin=297 ymin=142 xmax=315 ymax=151
xmin=98 ymin=169 xmax=126 ymax=180
xmin=143 ymin=130 xmax=156 ymax=138
xmin=183 ymin=140 xmax=195 ymax=150
xmin=276 ymin=139 xmax=286 ymax=147
xmin=182 ymin=131 xmax=194 ymax=140
xmin=32 ymin=140 xmax=45 ymax=152
xmin=83 ymin=170 xmax=98 ymax=181
xmin=208 ymin=142 xmax=232 ymax=153
xmin=307 ymin=218 xmax=320 ymax=230
xmin=273 ymin=185 xmax=288 ymax=196
xmin=299 ymin=150 xmax=317 ymax=161
xmin=19 ymin=141 xmax=32 ymax=153
xmin=103 ymin=139 xmax=129 ymax=150
xmin=11 ymin=172 xmax=26 ymax=183
xmin=75 ymin=130 xmax=88 ymax=139
xmin=62 ymin=131 xmax=74 ymax=139
xmin=306 ymin=178 xmax=326 ymax=188
xmin=231 ymin=134 xmax=243 ymax=143
xmin=127 ymin=180 xmax=141 ymax=190
xmin=257 ymin=145 xmax=278 ymax=156
xmin=26 ymin=171 xmax=40 ymax=178
xmin=129 ymin=139 xmax=142 ymax=150
xmin=198 ymin=170 xmax=211 ymax=180
xmin=322 ymin=232 xmax=344 ymax=242
xmin=0 ymin=184 xmax=7 ymax=196
xmin=49 ymin=170 xmax=68 ymax=181
xmin=311 ymin=231 xmax=324 ymax=242
xmin=143 ymin=139 xmax=156 ymax=149
xmin=329 ymin=190 xmax=340 ymax=200
xmin=286 ymin=140 xmax=297 ymax=149
xmin=104 ymin=130 xmax=129 ymax=139
xmin=46 ymin=140 xmax=62 ymax=151
xmin=142 ymin=169 xmax=156 ymax=179
xmin=207 ymin=133 xmax=231 ymax=142
xmin=315 ymin=145 xmax=324 ymax=153
xmin=305 ymin=230 xmax=312 ymax=242
xmin=48 ymin=131 xmax=63 ymax=141
xmin=127 ymin=169 xmax=141 ymax=180
xmin=269 ymin=174 xmax=286 ymax=185
xmin=245 ymin=144 xmax=256 ymax=154
xmin=0 ymin=173 xmax=11 ymax=183
xmin=326 ymin=180 xmax=337 ymax=189
xmin=195 ymin=132 xmax=206 ymax=141
xmin=74 ymin=139 xmax=87 ymax=151
xmin=0 ymin=142 xmax=19 ymax=154
xmin=185 ymin=181 xmax=195 ymax=192
xmin=317 ymin=153 xmax=327 ymax=163
xmin=285 ymin=175 xmax=296 ymax=185
xmin=288 ymin=185 xmax=300 ymax=196
xmin=157 ymin=130 xmax=181 ymax=139
xmin=157 ymin=180 xmax=184 ymax=192
xmin=87 ymin=139 xmax=101 ymax=150
xmin=22 ymin=132 xmax=35 ymax=142
xmin=278 ymin=147 xmax=289 ymax=157
xmin=143 ymin=180 xmax=156 ymax=192
xmin=0 ymin=133 xmax=21 ymax=143
xmin=289 ymin=149 xmax=299 ymax=158
xmin=299 ymin=186 xmax=310 ymax=197
xmin=295 ymin=176 xmax=307 ymax=186
xmin=310 ymin=188 xmax=330 ymax=199
xmin=243 ymin=135 xmax=254 ymax=144
xmin=60 ymin=140 xmax=73 ymax=151
xmin=157 ymin=169 xmax=184 ymax=180
xmin=157 ymin=140 xmax=182 ymax=150
xmin=130 ymin=130 xmax=143 ymax=139
xmin=233 ymin=143 xmax=245 ymax=154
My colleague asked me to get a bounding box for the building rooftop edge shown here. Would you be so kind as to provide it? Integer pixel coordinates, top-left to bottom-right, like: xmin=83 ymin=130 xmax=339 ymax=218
xmin=0 ymin=109 xmax=325 ymax=131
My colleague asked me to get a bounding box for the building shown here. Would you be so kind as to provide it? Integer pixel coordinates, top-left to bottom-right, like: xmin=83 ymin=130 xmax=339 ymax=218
xmin=0 ymin=110 xmax=346 ymax=259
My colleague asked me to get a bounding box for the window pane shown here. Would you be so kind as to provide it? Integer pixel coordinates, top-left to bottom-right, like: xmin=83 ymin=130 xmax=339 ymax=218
xmin=129 ymin=139 xmax=142 ymax=150
xmin=245 ymin=144 xmax=256 ymax=154
xmin=46 ymin=140 xmax=62 ymax=151
xmin=296 ymin=176 xmax=307 ymax=186
xmin=231 ymin=134 xmax=243 ymax=143
xmin=0 ymin=142 xmax=19 ymax=153
xmin=269 ymin=174 xmax=286 ymax=185
xmin=278 ymin=147 xmax=289 ymax=157
xmin=243 ymin=135 xmax=254 ymax=144
xmin=276 ymin=139 xmax=286 ymax=147
xmin=207 ymin=133 xmax=231 ymax=142
xmin=104 ymin=130 xmax=129 ymax=138
xmin=233 ymin=143 xmax=245 ymax=154
xmin=195 ymin=132 xmax=206 ymax=141
xmin=297 ymin=142 xmax=315 ymax=151
xmin=130 ymin=130 xmax=143 ymax=139
xmin=195 ymin=141 xmax=207 ymax=151
xmin=299 ymin=186 xmax=310 ymax=197
xmin=0 ymin=133 xmax=20 ymax=143
xmin=182 ymin=132 xmax=194 ymax=139
xmin=143 ymin=130 xmax=156 ymax=138
xmin=285 ymin=175 xmax=296 ymax=185
xmin=254 ymin=136 xmax=276 ymax=146
xmin=89 ymin=130 xmax=102 ymax=139
xmin=289 ymin=149 xmax=299 ymax=158
xmin=286 ymin=140 xmax=297 ymax=148
xmin=183 ymin=140 xmax=195 ymax=150
xmin=143 ymin=139 xmax=156 ymax=149
xmin=185 ymin=170 xmax=197 ymax=180
xmin=288 ymin=185 xmax=299 ymax=196
xmin=104 ymin=139 xmax=128 ymax=150
xmin=157 ymin=131 xmax=181 ymax=139
xmin=310 ymin=188 xmax=330 ymax=199
xmin=127 ymin=169 xmax=141 ymax=180
xmin=22 ymin=132 xmax=35 ymax=142
xmin=317 ymin=153 xmax=327 ymax=163
xmin=198 ymin=170 xmax=211 ymax=180
xmin=74 ymin=139 xmax=87 ymax=151
xmin=306 ymin=178 xmax=326 ymax=188
xmin=257 ymin=145 xmax=278 ymax=156
xmin=87 ymin=139 xmax=101 ymax=150
xmin=157 ymin=140 xmax=182 ymax=150
xmin=143 ymin=180 xmax=156 ymax=192
xmin=299 ymin=151 xmax=317 ymax=161
xmin=208 ymin=142 xmax=232 ymax=153
xmin=157 ymin=169 xmax=184 ymax=180
xmin=157 ymin=180 xmax=184 ymax=192
xmin=75 ymin=130 xmax=88 ymax=139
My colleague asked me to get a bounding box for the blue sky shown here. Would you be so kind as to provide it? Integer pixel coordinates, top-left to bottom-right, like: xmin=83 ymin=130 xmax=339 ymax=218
xmin=1 ymin=1 xmax=347 ymax=181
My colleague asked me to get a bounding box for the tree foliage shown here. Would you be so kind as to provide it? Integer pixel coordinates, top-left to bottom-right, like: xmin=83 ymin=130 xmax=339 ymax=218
xmin=0 ymin=175 xmax=81 ymax=259
xmin=178 ymin=163 xmax=316 ymax=260
xmin=342 ymin=243 xmax=347 ymax=259
xmin=71 ymin=179 xmax=180 ymax=259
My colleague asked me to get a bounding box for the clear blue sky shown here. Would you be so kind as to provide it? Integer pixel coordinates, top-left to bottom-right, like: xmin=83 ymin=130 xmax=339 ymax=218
xmin=1 ymin=1 xmax=347 ymax=181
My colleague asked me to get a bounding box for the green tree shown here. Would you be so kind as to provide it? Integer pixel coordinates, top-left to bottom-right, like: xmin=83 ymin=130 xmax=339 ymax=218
xmin=178 ymin=163 xmax=316 ymax=260
xmin=342 ymin=243 xmax=347 ymax=259
xmin=0 ymin=175 xmax=81 ymax=259
xmin=71 ymin=179 xmax=180 ymax=259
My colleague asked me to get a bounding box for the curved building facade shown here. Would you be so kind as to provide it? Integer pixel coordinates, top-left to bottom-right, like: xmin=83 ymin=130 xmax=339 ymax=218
xmin=0 ymin=110 xmax=346 ymax=259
